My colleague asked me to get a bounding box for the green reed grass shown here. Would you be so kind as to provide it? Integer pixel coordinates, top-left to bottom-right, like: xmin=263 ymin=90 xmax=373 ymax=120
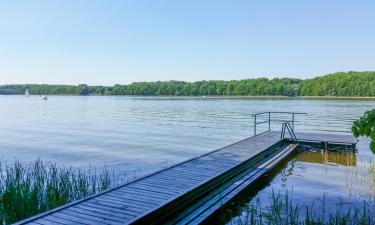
xmin=0 ymin=159 xmax=120 ymax=224
xmin=230 ymin=191 xmax=374 ymax=225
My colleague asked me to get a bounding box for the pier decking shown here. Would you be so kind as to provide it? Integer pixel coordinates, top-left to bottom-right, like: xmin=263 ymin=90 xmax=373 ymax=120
xmin=17 ymin=130 xmax=357 ymax=225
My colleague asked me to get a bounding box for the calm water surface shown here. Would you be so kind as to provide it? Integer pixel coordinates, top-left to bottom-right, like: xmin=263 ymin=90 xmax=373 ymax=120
xmin=1 ymin=95 xmax=375 ymax=220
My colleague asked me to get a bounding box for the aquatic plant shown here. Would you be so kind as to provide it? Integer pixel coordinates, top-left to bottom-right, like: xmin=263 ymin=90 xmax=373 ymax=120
xmin=352 ymin=109 xmax=375 ymax=152
xmin=229 ymin=191 xmax=374 ymax=225
xmin=0 ymin=159 xmax=120 ymax=224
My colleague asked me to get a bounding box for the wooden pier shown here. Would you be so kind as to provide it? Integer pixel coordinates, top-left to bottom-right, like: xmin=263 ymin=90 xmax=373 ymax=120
xmin=17 ymin=112 xmax=358 ymax=225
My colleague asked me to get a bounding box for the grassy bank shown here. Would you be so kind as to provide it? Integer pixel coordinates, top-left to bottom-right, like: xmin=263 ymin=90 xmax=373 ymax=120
xmin=0 ymin=160 xmax=121 ymax=224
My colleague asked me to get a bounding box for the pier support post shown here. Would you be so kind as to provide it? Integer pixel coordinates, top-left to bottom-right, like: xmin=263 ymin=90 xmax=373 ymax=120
xmin=254 ymin=115 xmax=257 ymax=136
xmin=268 ymin=112 xmax=271 ymax=131
xmin=292 ymin=113 xmax=295 ymax=131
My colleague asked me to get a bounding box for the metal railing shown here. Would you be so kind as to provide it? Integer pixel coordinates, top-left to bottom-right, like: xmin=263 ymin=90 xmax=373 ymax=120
xmin=281 ymin=121 xmax=298 ymax=142
xmin=251 ymin=112 xmax=307 ymax=136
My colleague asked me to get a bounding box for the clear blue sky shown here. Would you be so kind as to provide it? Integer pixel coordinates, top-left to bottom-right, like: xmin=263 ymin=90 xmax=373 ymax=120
xmin=0 ymin=0 xmax=374 ymax=85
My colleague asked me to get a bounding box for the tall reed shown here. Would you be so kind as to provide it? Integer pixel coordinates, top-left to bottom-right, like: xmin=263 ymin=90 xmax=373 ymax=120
xmin=229 ymin=191 xmax=374 ymax=225
xmin=0 ymin=159 xmax=120 ymax=224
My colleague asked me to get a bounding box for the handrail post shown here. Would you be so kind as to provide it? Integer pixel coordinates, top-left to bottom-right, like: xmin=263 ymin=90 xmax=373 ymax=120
xmin=292 ymin=113 xmax=295 ymax=131
xmin=254 ymin=115 xmax=257 ymax=136
xmin=268 ymin=112 xmax=271 ymax=131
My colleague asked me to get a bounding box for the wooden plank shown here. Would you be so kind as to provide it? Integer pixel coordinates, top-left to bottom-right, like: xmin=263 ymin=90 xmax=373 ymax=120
xmin=152 ymin=171 xmax=209 ymax=181
xmin=100 ymin=196 xmax=160 ymax=213
xmin=84 ymin=199 xmax=145 ymax=215
xmin=159 ymin=168 xmax=213 ymax=176
xmin=167 ymin=166 xmax=225 ymax=176
xmin=171 ymin=161 xmax=230 ymax=171
xmin=159 ymin=172 xmax=212 ymax=182
xmin=34 ymin=215 xmax=78 ymax=225
xmin=59 ymin=209 xmax=121 ymax=225
xmin=140 ymin=177 xmax=196 ymax=189
xmin=120 ymin=186 xmax=175 ymax=198
xmin=89 ymin=197 xmax=151 ymax=213
xmin=168 ymin=167 xmax=227 ymax=177
xmin=169 ymin=162 xmax=231 ymax=175
xmin=131 ymin=182 xmax=185 ymax=194
xmin=66 ymin=206 xmax=129 ymax=223
xmin=47 ymin=213 xmax=93 ymax=225
xmin=127 ymin=183 xmax=182 ymax=195
xmin=141 ymin=181 xmax=193 ymax=191
xmin=74 ymin=204 xmax=135 ymax=220
xmin=97 ymin=195 xmax=157 ymax=208
xmin=147 ymin=175 xmax=205 ymax=186
xmin=32 ymin=218 xmax=64 ymax=225
xmin=114 ymin=188 xmax=171 ymax=201
xmin=111 ymin=187 xmax=169 ymax=201
xmin=106 ymin=191 xmax=166 ymax=205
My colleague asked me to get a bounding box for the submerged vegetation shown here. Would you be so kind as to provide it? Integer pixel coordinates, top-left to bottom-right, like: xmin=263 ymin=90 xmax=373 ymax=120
xmin=227 ymin=191 xmax=375 ymax=225
xmin=1 ymin=71 xmax=375 ymax=97
xmin=352 ymin=109 xmax=375 ymax=152
xmin=0 ymin=160 xmax=120 ymax=224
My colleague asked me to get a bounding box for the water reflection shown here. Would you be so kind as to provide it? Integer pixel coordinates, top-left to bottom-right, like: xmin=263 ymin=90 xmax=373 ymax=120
xmin=296 ymin=150 xmax=357 ymax=167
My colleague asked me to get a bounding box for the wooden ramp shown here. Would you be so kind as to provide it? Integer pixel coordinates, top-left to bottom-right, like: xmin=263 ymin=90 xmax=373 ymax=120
xmin=16 ymin=131 xmax=357 ymax=225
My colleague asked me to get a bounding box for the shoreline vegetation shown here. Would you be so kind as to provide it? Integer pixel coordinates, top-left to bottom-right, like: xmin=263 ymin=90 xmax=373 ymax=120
xmin=1 ymin=71 xmax=375 ymax=97
xmin=225 ymin=191 xmax=375 ymax=225
xmin=5 ymin=95 xmax=375 ymax=100
xmin=0 ymin=160 xmax=122 ymax=224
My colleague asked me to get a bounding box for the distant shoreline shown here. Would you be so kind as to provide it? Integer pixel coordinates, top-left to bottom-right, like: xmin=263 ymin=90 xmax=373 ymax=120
xmin=1 ymin=72 xmax=375 ymax=97
xmin=3 ymin=94 xmax=375 ymax=100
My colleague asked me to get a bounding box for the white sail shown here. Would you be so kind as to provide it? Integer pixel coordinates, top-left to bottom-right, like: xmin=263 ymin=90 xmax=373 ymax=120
xmin=25 ymin=89 xmax=29 ymax=97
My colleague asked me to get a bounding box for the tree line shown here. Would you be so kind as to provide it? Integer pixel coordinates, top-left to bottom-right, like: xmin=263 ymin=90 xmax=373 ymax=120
xmin=0 ymin=71 xmax=374 ymax=96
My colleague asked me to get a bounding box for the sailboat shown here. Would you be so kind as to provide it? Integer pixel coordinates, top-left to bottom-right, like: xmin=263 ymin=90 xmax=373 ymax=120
xmin=40 ymin=95 xmax=48 ymax=100
xmin=40 ymin=82 xmax=48 ymax=100
xmin=25 ymin=88 xmax=30 ymax=97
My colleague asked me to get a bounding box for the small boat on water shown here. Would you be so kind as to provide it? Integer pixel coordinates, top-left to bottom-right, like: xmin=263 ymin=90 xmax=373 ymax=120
xmin=25 ymin=89 xmax=29 ymax=97
xmin=40 ymin=95 xmax=48 ymax=100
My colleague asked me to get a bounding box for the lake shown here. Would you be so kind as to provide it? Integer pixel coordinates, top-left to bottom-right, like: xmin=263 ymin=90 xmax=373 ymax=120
xmin=1 ymin=95 xmax=375 ymax=222
xmin=0 ymin=95 xmax=374 ymax=171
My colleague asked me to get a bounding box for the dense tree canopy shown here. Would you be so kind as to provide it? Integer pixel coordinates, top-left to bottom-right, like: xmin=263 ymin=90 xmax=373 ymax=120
xmin=299 ymin=71 xmax=375 ymax=96
xmin=352 ymin=109 xmax=375 ymax=153
xmin=0 ymin=71 xmax=374 ymax=96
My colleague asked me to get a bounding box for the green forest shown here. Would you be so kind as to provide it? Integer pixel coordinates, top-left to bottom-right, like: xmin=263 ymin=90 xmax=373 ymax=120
xmin=1 ymin=71 xmax=374 ymax=97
